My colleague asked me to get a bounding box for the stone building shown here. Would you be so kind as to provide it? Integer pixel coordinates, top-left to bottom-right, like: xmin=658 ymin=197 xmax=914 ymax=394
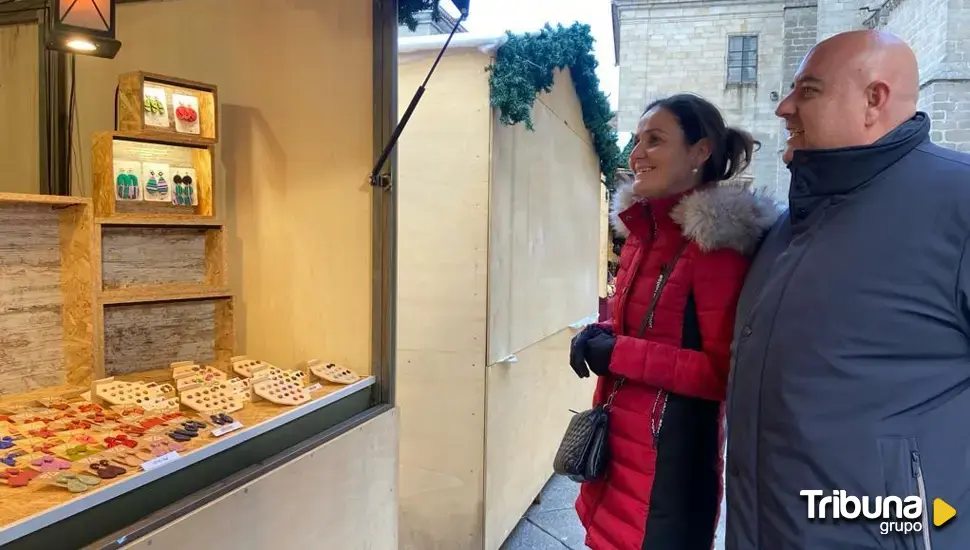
xmin=612 ymin=0 xmax=970 ymax=199
xmin=399 ymin=5 xmax=467 ymax=37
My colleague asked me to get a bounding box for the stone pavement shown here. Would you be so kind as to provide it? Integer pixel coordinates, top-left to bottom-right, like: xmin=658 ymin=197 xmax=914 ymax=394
xmin=500 ymin=474 xmax=727 ymax=550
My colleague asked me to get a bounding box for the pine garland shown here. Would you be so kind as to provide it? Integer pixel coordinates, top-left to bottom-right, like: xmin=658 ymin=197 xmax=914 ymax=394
xmin=618 ymin=139 xmax=634 ymax=169
xmin=399 ymin=0 xmax=441 ymax=31
xmin=486 ymin=23 xmax=622 ymax=189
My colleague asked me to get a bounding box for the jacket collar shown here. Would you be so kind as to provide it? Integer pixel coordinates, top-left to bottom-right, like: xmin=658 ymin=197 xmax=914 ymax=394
xmin=788 ymin=112 xmax=930 ymax=201
xmin=611 ymin=181 xmax=782 ymax=256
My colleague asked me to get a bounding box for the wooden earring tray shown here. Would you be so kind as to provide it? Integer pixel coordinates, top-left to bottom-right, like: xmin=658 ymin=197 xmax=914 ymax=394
xmin=231 ymin=355 xmax=278 ymax=378
xmin=179 ymin=381 xmax=245 ymax=414
xmin=251 ymin=370 xmax=311 ymax=406
xmin=91 ymin=378 xmax=166 ymax=407
xmin=305 ymin=359 xmax=361 ymax=385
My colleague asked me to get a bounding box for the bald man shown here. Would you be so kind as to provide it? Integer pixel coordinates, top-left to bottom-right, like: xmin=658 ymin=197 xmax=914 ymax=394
xmin=726 ymin=30 xmax=970 ymax=549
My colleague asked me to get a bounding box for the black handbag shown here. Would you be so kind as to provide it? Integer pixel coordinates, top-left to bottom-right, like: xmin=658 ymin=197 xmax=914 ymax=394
xmin=553 ymin=241 xmax=690 ymax=483
xmin=553 ymin=379 xmax=622 ymax=482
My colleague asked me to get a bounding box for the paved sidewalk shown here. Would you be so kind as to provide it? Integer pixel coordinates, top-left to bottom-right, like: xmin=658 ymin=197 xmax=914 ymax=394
xmin=501 ymin=475 xmax=726 ymax=550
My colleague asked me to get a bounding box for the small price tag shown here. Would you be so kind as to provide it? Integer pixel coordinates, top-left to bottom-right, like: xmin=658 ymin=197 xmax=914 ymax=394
xmin=306 ymin=383 xmax=323 ymax=393
xmin=141 ymin=451 xmax=180 ymax=471
xmin=211 ymin=421 xmax=244 ymax=437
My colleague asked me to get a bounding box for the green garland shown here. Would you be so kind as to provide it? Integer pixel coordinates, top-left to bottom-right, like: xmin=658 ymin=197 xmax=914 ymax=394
xmin=618 ymin=139 xmax=633 ymax=169
xmin=486 ymin=23 xmax=622 ymax=190
xmin=399 ymin=0 xmax=441 ymax=31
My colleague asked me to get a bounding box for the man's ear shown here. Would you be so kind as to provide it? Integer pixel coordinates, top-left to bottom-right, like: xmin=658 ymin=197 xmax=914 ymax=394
xmin=864 ymin=81 xmax=891 ymax=126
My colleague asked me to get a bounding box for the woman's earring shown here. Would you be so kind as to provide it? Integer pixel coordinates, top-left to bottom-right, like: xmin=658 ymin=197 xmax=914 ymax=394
xmin=691 ymin=167 xmax=698 ymax=174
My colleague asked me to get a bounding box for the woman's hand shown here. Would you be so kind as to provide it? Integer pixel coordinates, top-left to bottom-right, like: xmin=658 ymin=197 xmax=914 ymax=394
xmin=570 ymin=325 xmax=616 ymax=378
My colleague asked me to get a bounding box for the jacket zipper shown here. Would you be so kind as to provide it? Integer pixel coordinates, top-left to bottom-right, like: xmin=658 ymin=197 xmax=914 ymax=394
xmin=912 ymin=452 xmax=932 ymax=550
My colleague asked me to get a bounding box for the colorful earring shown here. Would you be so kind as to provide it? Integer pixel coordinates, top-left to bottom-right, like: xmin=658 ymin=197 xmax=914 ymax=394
xmin=183 ymin=174 xmax=194 ymax=205
xmin=147 ymin=171 xmax=158 ymax=196
xmin=116 ymin=171 xmax=127 ymax=199
xmin=172 ymin=173 xmax=183 ymax=205
xmin=128 ymin=169 xmax=140 ymax=200
xmin=156 ymin=171 xmax=168 ymax=195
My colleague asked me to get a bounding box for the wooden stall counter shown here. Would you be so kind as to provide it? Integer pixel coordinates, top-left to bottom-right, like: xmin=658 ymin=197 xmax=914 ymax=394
xmin=0 ymin=369 xmax=374 ymax=545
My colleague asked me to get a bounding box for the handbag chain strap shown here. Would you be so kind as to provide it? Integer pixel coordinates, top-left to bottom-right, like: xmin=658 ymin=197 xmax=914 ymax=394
xmin=607 ymin=240 xmax=691 ymax=417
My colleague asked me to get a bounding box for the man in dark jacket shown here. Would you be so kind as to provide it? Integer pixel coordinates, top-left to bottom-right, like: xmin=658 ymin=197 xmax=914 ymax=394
xmin=726 ymin=29 xmax=970 ymax=549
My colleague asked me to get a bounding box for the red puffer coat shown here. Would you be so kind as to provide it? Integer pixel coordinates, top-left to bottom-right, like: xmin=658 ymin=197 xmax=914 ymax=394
xmin=576 ymin=182 xmax=779 ymax=550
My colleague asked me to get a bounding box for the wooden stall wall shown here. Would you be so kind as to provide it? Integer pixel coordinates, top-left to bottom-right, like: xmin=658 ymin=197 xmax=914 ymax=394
xmin=121 ymin=408 xmax=399 ymax=550
xmin=69 ymin=0 xmax=374 ymax=375
xmin=396 ymin=48 xmax=492 ymax=550
xmin=487 ymin=68 xmax=602 ymax=365
xmin=484 ymin=68 xmax=601 ymax=549
xmin=0 ymin=23 xmax=40 ymax=194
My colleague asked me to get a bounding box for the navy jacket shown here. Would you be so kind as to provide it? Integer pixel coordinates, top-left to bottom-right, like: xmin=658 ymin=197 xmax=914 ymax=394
xmin=726 ymin=113 xmax=970 ymax=549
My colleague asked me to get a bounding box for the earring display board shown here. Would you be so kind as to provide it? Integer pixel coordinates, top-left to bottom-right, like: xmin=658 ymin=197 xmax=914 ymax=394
xmin=116 ymin=72 xmax=217 ymax=145
xmin=92 ymin=134 xmax=214 ymax=220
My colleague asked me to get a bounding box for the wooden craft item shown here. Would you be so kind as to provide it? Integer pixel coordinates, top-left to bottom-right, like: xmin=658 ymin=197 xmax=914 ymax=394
xmin=92 ymin=377 xmax=165 ymax=407
xmin=173 ymin=363 xmax=228 ymax=392
xmin=252 ymin=371 xmax=312 ymax=406
xmin=306 ymin=359 xmax=362 ymax=385
xmin=226 ymin=378 xmax=253 ymax=401
xmin=179 ymin=382 xmax=245 ymax=414
xmin=231 ymin=355 xmax=279 ymax=378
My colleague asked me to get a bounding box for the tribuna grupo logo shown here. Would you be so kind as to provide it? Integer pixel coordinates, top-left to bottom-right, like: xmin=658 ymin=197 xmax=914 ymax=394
xmin=800 ymin=490 xmax=925 ymax=535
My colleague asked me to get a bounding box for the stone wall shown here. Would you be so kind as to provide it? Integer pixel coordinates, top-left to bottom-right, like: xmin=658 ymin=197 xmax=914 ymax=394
xmin=615 ymin=0 xmax=788 ymax=197
xmin=868 ymin=0 xmax=970 ymax=152
xmin=615 ymin=0 xmax=970 ymax=197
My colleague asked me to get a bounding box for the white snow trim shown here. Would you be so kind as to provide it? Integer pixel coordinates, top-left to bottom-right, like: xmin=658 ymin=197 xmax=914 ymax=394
xmin=398 ymin=32 xmax=509 ymax=54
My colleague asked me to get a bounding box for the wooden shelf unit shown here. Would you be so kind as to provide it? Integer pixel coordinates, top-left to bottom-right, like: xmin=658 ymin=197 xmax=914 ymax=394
xmin=116 ymin=71 xmax=218 ymax=145
xmin=92 ymin=72 xmax=234 ymax=378
xmin=0 ymin=194 xmax=95 ymax=395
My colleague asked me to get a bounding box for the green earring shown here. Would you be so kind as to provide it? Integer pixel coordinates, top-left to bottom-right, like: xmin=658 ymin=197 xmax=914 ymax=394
xmin=127 ymin=170 xmax=140 ymax=200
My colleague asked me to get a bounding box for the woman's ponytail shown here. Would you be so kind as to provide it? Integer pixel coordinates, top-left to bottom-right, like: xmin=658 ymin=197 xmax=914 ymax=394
xmin=719 ymin=127 xmax=760 ymax=182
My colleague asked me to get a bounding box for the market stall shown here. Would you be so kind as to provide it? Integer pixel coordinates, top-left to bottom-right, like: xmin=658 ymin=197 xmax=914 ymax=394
xmin=0 ymin=0 xmax=399 ymax=548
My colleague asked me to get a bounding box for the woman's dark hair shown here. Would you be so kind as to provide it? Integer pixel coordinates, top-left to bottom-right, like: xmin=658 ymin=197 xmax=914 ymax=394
xmin=641 ymin=93 xmax=761 ymax=184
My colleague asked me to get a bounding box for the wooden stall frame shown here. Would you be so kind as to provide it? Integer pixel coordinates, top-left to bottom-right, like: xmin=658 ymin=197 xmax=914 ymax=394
xmin=116 ymin=71 xmax=219 ymax=145
xmin=91 ymin=131 xmax=215 ymax=220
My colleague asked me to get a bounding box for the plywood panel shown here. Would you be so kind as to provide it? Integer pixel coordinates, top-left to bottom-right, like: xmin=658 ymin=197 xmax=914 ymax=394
xmin=121 ymin=408 xmax=398 ymax=550
xmin=101 ymin=227 xmax=207 ymax=289
xmin=103 ymin=300 xmax=217 ymax=375
xmin=0 ymin=204 xmax=65 ymax=394
xmin=0 ymin=23 xmax=39 ymax=194
xmin=488 ymin=69 xmax=603 ymax=365
xmin=396 ymin=49 xmax=492 ymax=550
xmin=71 ymin=0 xmax=375 ymax=375
xmin=484 ymin=328 xmax=597 ymax=550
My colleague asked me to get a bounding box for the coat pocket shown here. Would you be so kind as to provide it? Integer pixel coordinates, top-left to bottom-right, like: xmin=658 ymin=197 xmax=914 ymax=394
xmin=877 ymin=437 xmax=932 ymax=550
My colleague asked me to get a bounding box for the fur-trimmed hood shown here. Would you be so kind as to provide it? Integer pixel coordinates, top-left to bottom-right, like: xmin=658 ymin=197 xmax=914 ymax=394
xmin=610 ymin=182 xmax=782 ymax=256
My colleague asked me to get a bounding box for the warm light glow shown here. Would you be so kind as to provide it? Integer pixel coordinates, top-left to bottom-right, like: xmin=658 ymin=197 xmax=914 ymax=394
xmin=66 ymin=39 xmax=97 ymax=51
xmin=58 ymin=0 xmax=112 ymax=33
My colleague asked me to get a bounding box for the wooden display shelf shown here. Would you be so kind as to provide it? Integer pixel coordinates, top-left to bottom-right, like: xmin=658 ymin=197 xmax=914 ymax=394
xmin=96 ymin=296 xmax=234 ymax=377
xmin=0 ymin=193 xmax=95 ymax=396
xmin=0 ymin=372 xmax=376 ymax=545
xmin=116 ymin=71 xmax=218 ymax=145
xmin=95 ymin=222 xmax=227 ymax=293
xmin=97 ymin=284 xmax=232 ymax=305
xmin=97 ymin=215 xmax=223 ymax=228
xmin=92 ymin=131 xmax=215 ymax=219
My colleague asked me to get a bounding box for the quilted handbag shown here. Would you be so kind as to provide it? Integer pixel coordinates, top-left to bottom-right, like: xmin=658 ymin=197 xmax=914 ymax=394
xmin=553 ymin=381 xmax=620 ymax=482
xmin=553 ymin=241 xmax=690 ymax=483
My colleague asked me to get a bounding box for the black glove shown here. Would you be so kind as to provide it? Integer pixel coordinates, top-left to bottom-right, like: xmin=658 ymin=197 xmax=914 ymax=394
xmin=569 ymin=325 xmax=613 ymax=378
xmin=585 ymin=331 xmax=616 ymax=377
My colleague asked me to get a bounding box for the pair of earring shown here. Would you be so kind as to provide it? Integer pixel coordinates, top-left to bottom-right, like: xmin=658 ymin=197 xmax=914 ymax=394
xmin=116 ymin=169 xmax=140 ymax=200
xmin=146 ymin=171 xmax=169 ymax=196
xmin=172 ymin=173 xmax=195 ymax=206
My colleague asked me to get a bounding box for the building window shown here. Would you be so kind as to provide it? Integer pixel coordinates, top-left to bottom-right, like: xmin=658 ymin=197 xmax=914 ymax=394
xmin=727 ymin=35 xmax=758 ymax=85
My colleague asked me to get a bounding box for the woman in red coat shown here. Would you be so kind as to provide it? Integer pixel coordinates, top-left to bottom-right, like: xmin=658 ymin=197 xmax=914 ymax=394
xmin=569 ymin=93 xmax=780 ymax=550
